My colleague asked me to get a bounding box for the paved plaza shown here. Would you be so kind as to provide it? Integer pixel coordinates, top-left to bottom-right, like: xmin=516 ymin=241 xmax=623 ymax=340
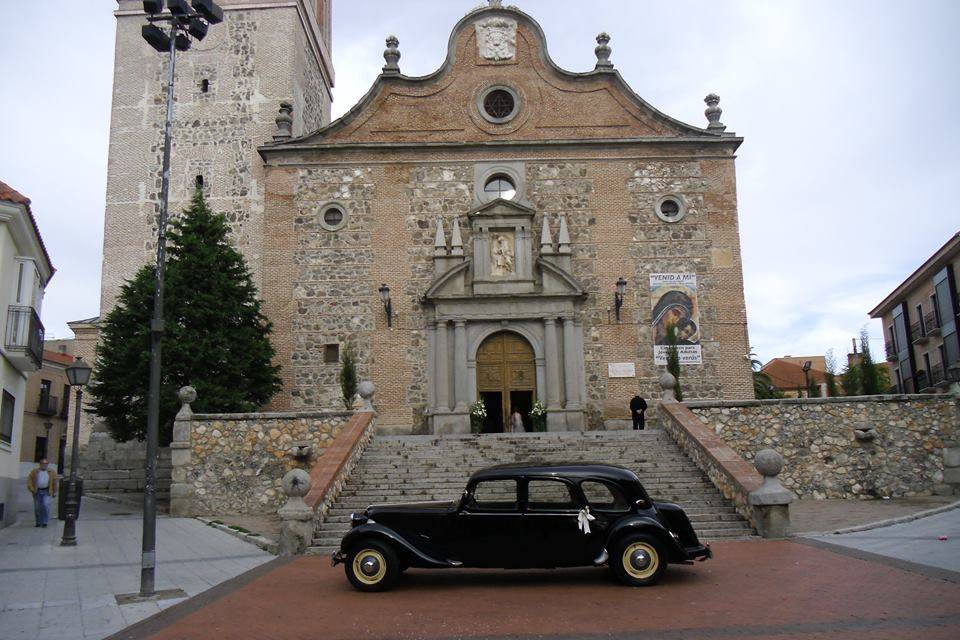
xmin=0 ymin=492 xmax=271 ymax=640
xmin=108 ymin=536 xmax=960 ymax=640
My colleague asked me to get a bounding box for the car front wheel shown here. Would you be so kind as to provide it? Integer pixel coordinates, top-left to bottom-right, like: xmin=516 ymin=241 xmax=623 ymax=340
xmin=345 ymin=539 xmax=399 ymax=592
xmin=610 ymin=533 xmax=667 ymax=587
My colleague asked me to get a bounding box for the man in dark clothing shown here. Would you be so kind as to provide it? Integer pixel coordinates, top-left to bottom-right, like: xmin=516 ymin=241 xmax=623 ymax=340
xmin=630 ymin=395 xmax=647 ymax=430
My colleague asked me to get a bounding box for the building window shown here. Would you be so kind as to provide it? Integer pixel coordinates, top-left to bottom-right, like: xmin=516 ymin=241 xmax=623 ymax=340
xmin=654 ymin=195 xmax=687 ymax=223
xmin=319 ymin=204 xmax=348 ymax=231
xmin=195 ymin=174 xmax=204 ymax=190
xmin=0 ymin=391 xmax=14 ymax=445
xmin=477 ymin=85 xmax=520 ymax=124
xmin=324 ymin=344 xmax=340 ymax=364
xmin=60 ymin=384 xmax=70 ymax=419
xmin=483 ymin=174 xmax=517 ymax=201
xmin=200 ymin=78 xmax=209 ymax=93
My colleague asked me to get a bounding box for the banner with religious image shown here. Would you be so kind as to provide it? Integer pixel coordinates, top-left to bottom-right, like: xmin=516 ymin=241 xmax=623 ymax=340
xmin=650 ymin=273 xmax=702 ymax=365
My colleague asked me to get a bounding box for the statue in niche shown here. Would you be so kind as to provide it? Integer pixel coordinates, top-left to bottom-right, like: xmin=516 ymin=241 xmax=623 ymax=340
xmin=490 ymin=232 xmax=515 ymax=276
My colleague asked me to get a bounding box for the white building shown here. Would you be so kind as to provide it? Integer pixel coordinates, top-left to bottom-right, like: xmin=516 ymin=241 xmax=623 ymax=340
xmin=0 ymin=181 xmax=54 ymax=528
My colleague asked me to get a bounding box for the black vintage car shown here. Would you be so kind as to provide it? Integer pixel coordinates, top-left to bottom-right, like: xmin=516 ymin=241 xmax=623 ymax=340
xmin=332 ymin=463 xmax=711 ymax=591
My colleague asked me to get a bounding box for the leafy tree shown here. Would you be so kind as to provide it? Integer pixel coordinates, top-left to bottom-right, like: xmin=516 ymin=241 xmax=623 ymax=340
xmin=340 ymin=345 xmax=358 ymax=410
xmin=89 ymin=189 xmax=282 ymax=445
xmin=824 ymin=349 xmax=840 ymax=398
xmin=807 ymin=378 xmax=820 ymax=398
xmin=840 ymin=361 xmax=862 ymax=396
xmin=665 ymin=324 xmax=683 ymax=401
xmin=749 ymin=350 xmax=782 ymax=399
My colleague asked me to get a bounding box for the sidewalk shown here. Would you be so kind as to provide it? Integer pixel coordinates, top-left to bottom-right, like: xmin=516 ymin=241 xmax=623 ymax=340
xmin=791 ymin=495 xmax=958 ymax=534
xmin=0 ymin=489 xmax=271 ymax=640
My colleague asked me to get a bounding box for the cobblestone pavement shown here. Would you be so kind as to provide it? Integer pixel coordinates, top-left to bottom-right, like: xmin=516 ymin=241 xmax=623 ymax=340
xmin=109 ymin=538 xmax=960 ymax=640
xmin=0 ymin=493 xmax=271 ymax=640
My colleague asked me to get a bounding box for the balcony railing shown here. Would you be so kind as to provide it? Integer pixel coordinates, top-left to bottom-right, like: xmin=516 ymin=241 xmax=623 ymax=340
xmin=926 ymin=311 xmax=942 ymax=336
xmin=916 ymin=370 xmax=930 ymax=392
xmin=884 ymin=341 xmax=898 ymax=361
xmin=4 ymin=305 xmax=44 ymax=371
xmin=930 ymin=363 xmax=946 ymax=387
xmin=37 ymin=393 xmax=58 ymax=417
xmin=911 ymin=321 xmax=928 ymax=344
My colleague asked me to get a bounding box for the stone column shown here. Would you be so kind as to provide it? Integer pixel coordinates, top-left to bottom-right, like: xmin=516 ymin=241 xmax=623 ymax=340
xmin=748 ymin=449 xmax=795 ymax=539
xmin=544 ymin=318 xmax=563 ymax=430
xmin=435 ymin=320 xmax=450 ymax=411
xmin=169 ymin=386 xmax=196 ymax=517
xmin=561 ymin=316 xmax=580 ymax=409
xmin=453 ymin=320 xmax=468 ymax=412
xmin=278 ymin=469 xmax=313 ymax=555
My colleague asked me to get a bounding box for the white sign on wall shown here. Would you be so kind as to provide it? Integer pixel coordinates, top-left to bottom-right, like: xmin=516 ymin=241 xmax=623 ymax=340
xmin=607 ymin=362 xmax=636 ymax=378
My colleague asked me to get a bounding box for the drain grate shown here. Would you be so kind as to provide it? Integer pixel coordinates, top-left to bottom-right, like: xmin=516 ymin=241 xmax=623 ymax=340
xmin=110 ymin=512 xmax=134 ymax=516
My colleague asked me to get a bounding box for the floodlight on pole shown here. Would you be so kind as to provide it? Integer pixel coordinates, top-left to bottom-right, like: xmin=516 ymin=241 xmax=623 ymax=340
xmin=137 ymin=0 xmax=222 ymax=599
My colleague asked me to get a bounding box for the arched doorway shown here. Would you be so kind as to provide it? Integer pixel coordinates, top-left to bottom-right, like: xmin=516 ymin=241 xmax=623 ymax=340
xmin=476 ymin=331 xmax=536 ymax=433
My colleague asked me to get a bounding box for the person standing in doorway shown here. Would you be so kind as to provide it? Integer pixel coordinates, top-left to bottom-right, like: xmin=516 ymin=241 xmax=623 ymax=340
xmin=630 ymin=395 xmax=647 ymax=430
xmin=27 ymin=458 xmax=57 ymax=527
xmin=509 ymin=407 xmax=524 ymax=433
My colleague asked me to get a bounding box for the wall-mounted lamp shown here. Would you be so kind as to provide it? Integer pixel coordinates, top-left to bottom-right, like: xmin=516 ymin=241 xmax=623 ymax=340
xmin=378 ymin=283 xmax=393 ymax=328
xmin=614 ymin=277 xmax=627 ymax=323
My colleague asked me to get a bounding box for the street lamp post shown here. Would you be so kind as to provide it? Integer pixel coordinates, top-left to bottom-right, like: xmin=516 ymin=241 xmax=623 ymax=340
xmin=138 ymin=0 xmax=222 ymax=598
xmin=802 ymin=360 xmax=813 ymax=398
xmin=60 ymin=357 xmax=92 ymax=547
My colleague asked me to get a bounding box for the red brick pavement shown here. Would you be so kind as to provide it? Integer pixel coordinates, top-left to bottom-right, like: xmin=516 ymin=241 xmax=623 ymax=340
xmin=113 ymin=540 xmax=960 ymax=640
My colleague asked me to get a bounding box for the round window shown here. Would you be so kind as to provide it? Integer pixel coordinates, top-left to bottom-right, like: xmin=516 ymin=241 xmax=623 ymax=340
xmin=654 ymin=195 xmax=686 ymax=223
xmin=319 ymin=204 xmax=347 ymax=231
xmin=477 ymin=85 xmax=520 ymax=124
xmin=483 ymin=174 xmax=517 ymax=201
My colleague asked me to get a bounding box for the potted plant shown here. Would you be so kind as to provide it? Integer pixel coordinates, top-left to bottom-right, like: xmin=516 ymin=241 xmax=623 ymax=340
xmin=469 ymin=400 xmax=487 ymax=434
xmin=529 ymin=401 xmax=547 ymax=432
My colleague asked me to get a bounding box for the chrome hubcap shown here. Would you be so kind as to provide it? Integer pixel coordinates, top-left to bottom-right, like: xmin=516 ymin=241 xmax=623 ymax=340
xmin=360 ymin=556 xmax=381 ymax=576
xmin=630 ymin=549 xmax=651 ymax=571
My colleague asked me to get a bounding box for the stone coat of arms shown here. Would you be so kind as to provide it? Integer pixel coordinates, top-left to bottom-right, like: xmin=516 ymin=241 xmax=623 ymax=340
xmin=476 ymin=17 xmax=517 ymax=61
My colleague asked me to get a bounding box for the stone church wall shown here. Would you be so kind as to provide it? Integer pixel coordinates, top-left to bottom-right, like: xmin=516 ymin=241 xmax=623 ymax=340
xmin=688 ymin=395 xmax=959 ymax=498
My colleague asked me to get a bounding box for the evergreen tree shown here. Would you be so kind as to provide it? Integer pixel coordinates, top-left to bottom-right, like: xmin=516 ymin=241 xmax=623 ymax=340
xmin=89 ymin=189 xmax=282 ymax=445
xmin=340 ymin=345 xmax=358 ymax=410
xmin=665 ymin=324 xmax=683 ymax=401
xmin=840 ymin=362 xmax=862 ymax=396
xmin=859 ymin=328 xmax=881 ymax=395
xmin=824 ymin=349 xmax=840 ymax=398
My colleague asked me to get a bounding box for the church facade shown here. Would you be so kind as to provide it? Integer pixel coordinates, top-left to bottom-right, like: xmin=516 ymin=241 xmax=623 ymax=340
xmin=96 ymin=1 xmax=753 ymax=437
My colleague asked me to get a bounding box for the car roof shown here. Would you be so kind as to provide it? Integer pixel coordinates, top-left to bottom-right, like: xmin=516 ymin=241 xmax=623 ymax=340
xmin=469 ymin=462 xmax=640 ymax=484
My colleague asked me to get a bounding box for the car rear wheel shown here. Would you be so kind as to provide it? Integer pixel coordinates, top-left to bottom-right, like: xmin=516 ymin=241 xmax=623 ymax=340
xmin=610 ymin=533 xmax=667 ymax=587
xmin=345 ymin=539 xmax=399 ymax=592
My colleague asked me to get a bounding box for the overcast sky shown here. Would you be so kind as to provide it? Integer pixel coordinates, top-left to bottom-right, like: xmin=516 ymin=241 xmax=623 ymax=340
xmin=1 ymin=0 xmax=958 ymax=368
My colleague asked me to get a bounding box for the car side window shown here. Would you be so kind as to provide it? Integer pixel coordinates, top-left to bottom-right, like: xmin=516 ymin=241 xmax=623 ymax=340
xmin=527 ymin=479 xmax=577 ymax=511
xmin=470 ymin=480 xmax=518 ymax=511
xmin=580 ymin=480 xmax=630 ymax=512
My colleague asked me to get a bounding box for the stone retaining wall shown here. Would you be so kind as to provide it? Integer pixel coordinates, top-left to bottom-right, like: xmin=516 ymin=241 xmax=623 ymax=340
xmin=180 ymin=411 xmax=352 ymax=515
xmin=687 ymin=395 xmax=959 ymax=499
xmin=79 ymin=435 xmax=171 ymax=496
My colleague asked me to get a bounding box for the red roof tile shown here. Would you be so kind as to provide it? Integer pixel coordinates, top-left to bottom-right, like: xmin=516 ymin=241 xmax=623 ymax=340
xmin=43 ymin=350 xmax=76 ymax=366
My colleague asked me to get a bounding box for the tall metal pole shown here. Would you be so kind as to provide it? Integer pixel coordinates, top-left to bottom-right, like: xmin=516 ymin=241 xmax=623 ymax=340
xmin=59 ymin=388 xmax=83 ymax=546
xmin=140 ymin=21 xmax=178 ymax=598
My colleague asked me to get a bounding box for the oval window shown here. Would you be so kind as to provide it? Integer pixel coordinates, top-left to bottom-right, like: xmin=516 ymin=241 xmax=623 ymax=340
xmin=320 ymin=205 xmax=347 ymax=231
xmin=654 ymin=195 xmax=686 ymax=223
xmin=483 ymin=89 xmax=515 ymax=120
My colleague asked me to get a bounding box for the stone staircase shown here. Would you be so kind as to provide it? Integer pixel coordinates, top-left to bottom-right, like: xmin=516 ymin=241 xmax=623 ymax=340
xmin=310 ymin=429 xmax=753 ymax=553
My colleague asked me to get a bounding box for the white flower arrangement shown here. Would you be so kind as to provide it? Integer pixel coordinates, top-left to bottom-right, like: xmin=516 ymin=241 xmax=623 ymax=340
xmin=470 ymin=400 xmax=487 ymax=419
xmin=529 ymin=401 xmax=546 ymax=418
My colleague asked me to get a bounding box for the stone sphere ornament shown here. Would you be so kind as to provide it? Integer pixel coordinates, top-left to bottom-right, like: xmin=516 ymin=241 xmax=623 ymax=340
xmin=281 ymin=468 xmax=311 ymax=498
xmin=659 ymin=372 xmax=677 ymax=401
xmin=754 ymin=449 xmax=784 ymax=478
xmin=178 ymin=386 xmax=197 ymax=405
xmin=358 ymin=380 xmax=375 ymax=411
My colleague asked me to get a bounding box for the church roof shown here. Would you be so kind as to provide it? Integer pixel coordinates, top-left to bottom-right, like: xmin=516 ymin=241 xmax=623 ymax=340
xmin=261 ymin=3 xmax=740 ymax=157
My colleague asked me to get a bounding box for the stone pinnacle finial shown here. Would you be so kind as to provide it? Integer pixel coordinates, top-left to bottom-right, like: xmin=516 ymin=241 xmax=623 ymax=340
xmin=433 ymin=216 xmax=448 ymax=256
xmin=594 ymin=32 xmax=613 ymax=71
xmin=488 ymin=0 xmax=503 ymax=7
xmin=383 ymin=35 xmax=401 ymax=75
xmin=704 ymin=93 xmax=725 ymax=131
xmin=273 ymin=102 xmax=293 ymax=141
xmin=540 ymin=212 xmax=554 ymax=252
xmin=557 ymin=214 xmax=571 ymax=254
xmin=450 ymin=217 xmax=464 ymax=256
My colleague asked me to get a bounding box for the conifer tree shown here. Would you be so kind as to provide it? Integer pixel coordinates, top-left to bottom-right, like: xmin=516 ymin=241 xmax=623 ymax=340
xmin=858 ymin=328 xmax=881 ymax=395
xmin=89 ymin=189 xmax=282 ymax=445
xmin=340 ymin=345 xmax=358 ymax=410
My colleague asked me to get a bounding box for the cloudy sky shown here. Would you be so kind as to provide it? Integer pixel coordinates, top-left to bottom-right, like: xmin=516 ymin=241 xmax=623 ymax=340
xmin=1 ymin=0 xmax=958 ymax=367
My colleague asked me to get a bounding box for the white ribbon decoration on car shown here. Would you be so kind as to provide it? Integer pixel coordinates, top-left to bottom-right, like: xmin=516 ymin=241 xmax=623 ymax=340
xmin=577 ymin=506 xmax=596 ymax=534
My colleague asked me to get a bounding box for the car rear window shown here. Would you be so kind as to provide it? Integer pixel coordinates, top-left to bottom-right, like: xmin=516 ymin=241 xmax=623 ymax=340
xmin=471 ymin=480 xmax=518 ymax=511
xmin=580 ymin=480 xmax=630 ymax=512
xmin=527 ymin=479 xmax=577 ymax=510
